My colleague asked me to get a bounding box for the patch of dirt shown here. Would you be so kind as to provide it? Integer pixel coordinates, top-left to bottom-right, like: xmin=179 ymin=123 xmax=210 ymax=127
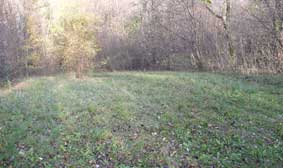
xmin=13 ymin=81 xmax=31 ymax=90
xmin=0 ymin=81 xmax=31 ymax=96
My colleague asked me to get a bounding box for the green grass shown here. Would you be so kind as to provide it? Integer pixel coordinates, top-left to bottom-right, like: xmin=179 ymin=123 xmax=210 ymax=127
xmin=0 ymin=72 xmax=282 ymax=167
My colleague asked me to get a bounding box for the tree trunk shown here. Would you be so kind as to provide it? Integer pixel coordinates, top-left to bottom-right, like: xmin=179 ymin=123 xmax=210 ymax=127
xmin=205 ymin=0 xmax=235 ymax=68
xmin=76 ymin=57 xmax=83 ymax=79
xmin=76 ymin=63 xmax=82 ymax=78
xmin=224 ymin=0 xmax=236 ymax=67
xmin=278 ymin=35 xmax=283 ymax=73
xmin=274 ymin=0 xmax=283 ymax=72
xmin=192 ymin=0 xmax=204 ymax=70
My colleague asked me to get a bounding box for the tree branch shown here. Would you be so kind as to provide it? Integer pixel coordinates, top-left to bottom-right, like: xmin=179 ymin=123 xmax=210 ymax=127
xmin=205 ymin=5 xmax=223 ymax=21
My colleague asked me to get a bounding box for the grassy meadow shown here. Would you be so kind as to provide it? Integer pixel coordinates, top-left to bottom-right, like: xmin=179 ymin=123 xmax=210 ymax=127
xmin=0 ymin=72 xmax=282 ymax=167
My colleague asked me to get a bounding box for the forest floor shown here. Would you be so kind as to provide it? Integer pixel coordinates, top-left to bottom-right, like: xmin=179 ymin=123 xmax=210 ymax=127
xmin=0 ymin=72 xmax=283 ymax=167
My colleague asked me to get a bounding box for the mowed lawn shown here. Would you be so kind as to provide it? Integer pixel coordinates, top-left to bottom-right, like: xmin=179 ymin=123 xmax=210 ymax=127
xmin=0 ymin=72 xmax=282 ymax=167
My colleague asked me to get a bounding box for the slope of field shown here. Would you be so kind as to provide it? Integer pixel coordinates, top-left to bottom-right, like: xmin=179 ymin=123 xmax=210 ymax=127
xmin=0 ymin=72 xmax=282 ymax=167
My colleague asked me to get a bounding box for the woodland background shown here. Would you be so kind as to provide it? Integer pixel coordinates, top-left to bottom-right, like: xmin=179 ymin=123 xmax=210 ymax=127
xmin=0 ymin=0 xmax=283 ymax=80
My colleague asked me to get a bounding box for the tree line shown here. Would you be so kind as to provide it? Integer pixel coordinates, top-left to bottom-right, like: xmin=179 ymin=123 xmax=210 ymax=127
xmin=0 ymin=0 xmax=282 ymax=81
